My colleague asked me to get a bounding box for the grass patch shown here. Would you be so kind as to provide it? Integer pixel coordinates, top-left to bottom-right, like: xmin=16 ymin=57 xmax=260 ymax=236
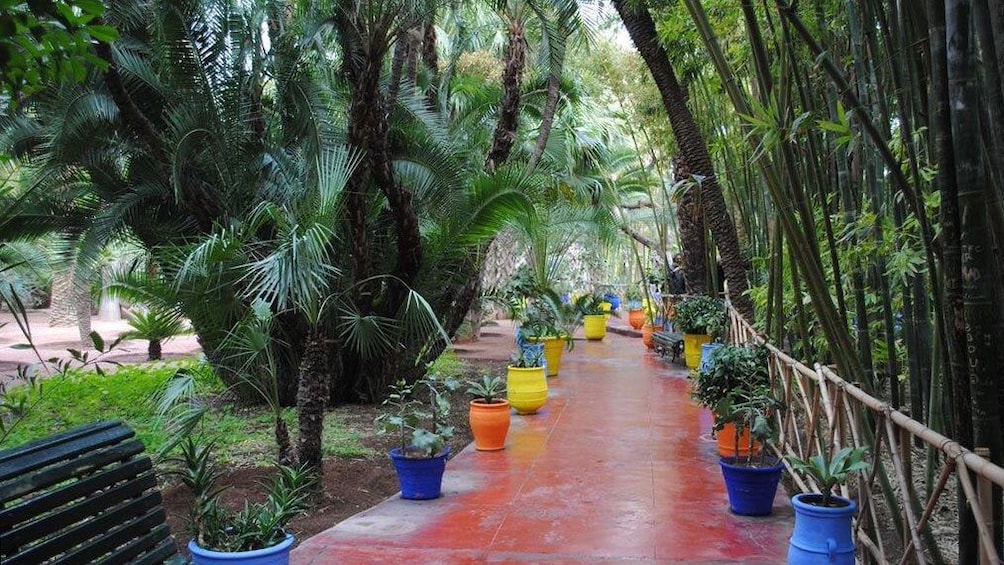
xmin=0 ymin=361 xmax=373 ymax=465
xmin=428 ymin=348 xmax=468 ymax=377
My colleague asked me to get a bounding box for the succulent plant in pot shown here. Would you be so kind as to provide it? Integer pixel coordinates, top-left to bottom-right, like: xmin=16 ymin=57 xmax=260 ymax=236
xmin=519 ymin=306 xmax=574 ymax=377
xmin=168 ymin=437 xmax=315 ymax=564
xmin=786 ymin=446 xmax=870 ymax=564
xmin=466 ymin=375 xmax=510 ymax=451
xmin=574 ymin=294 xmax=612 ymax=340
xmin=375 ymin=374 xmax=459 ymax=500
xmin=506 ymin=347 xmax=548 ymax=415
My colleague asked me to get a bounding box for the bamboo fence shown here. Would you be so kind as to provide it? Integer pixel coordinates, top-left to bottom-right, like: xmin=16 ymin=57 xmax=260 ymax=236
xmin=725 ymin=304 xmax=1004 ymax=565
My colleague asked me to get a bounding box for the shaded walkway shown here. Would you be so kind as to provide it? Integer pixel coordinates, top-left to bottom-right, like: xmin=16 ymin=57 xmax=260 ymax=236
xmin=293 ymin=327 xmax=792 ymax=563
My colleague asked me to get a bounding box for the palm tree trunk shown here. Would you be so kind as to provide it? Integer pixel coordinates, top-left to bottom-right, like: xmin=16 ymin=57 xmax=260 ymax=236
xmin=148 ymin=339 xmax=162 ymax=361
xmin=613 ymin=0 xmax=752 ymax=319
xmin=528 ymin=71 xmax=561 ymax=169
xmin=297 ymin=328 xmax=329 ymax=476
xmin=673 ymin=156 xmax=707 ymax=294
xmin=485 ymin=18 xmax=527 ymax=172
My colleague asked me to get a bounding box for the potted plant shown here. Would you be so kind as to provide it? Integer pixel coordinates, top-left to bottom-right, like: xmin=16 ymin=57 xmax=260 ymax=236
xmin=692 ymin=344 xmax=768 ymax=458
xmin=786 ymin=447 xmax=870 ymax=564
xmin=506 ymin=347 xmax=548 ymax=415
xmin=519 ymin=305 xmax=574 ymax=377
xmin=715 ymin=379 xmax=786 ymax=516
xmin=574 ymin=294 xmax=610 ymax=340
xmin=466 ymin=375 xmax=510 ymax=451
xmin=169 ymin=438 xmax=314 ymax=565
xmin=624 ymin=289 xmax=646 ymax=330
xmin=673 ymin=295 xmax=726 ymax=369
xmin=375 ymin=374 xmax=459 ymax=500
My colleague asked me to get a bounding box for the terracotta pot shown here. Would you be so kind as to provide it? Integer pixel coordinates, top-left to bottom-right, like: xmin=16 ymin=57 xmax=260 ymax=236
xmin=583 ymin=314 xmax=607 ymax=340
xmin=683 ymin=333 xmax=712 ymax=369
xmin=527 ymin=336 xmax=564 ymax=377
xmin=641 ymin=324 xmax=663 ymax=349
xmin=469 ymin=399 xmax=511 ymax=451
xmin=627 ymin=308 xmax=646 ymax=330
xmin=506 ymin=366 xmax=548 ymax=415
xmin=716 ymin=421 xmax=760 ymax=458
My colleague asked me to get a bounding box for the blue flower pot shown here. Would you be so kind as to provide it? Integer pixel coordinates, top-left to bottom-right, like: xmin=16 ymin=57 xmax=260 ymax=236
xmin=719 ymin=456 xmax=783 ymax=516
xmin=788 ymin=493 xmax=856 ymax=564
xmin=189 ymin=533 xmax=294 ymax=565
xmin=390 ymin=446 xmax=451 ymax=500
xmin=603 ymin=293 xmax=621 ymax=311
xmin=699 ymin=342 xmax=725 ymax=373
xmin=519 ymin=342 xmax=548 ymax=375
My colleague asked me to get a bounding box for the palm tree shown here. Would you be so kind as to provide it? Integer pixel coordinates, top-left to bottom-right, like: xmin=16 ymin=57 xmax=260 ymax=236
xmin=612 ymin=0 xmax=752 ymax=318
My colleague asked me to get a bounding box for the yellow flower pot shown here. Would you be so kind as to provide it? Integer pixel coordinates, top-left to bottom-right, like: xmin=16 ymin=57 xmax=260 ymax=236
xmin=528 ymin=336 xmax=564 ymax=377
xmin=506 ymin=366 xmax=548 ymax=415
xmin=583 ymin=314 xmax=607 ymax=340
xmin=683 ymin=333 xmax=711 ymax=369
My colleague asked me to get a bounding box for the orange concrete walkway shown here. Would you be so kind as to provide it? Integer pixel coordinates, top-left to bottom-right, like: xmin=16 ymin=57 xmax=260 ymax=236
xmin=292 ymin=330 xmax=793 ymax=563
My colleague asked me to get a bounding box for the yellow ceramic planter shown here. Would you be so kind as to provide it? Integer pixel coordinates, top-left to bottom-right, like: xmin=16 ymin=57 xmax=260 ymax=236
xmin=528 ymin=336 xmax=564 ymax=377
xmin=683 ymin=333 xmax=711 ymax=369
xmin=507 ymin=366 xmax=548 ymax=414
xmin=583 ymin=314 xmax=607 ymax=340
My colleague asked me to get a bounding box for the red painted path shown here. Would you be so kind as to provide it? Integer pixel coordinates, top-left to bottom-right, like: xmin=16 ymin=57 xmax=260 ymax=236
xmin=292 ymin=328 xmax=792 ymax=563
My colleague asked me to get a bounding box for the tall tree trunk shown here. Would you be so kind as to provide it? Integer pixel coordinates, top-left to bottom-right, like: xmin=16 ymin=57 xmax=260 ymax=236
xmin=673 ymin=155 xmax=707 ymax=294
xmin=613 ymin=0 xmax=753 ymax=319
xmin=942 ymin=0 xmax=979 ymax=560
xmin=948 ymin=3 xmax=1004 ymax=558
xmin=486 ymin=18 xmax=527 ymax=172
xmin=528 ymin=71 xmax=562 ymax=169
xmin=297 ymin=329 xmax=329 ymax=476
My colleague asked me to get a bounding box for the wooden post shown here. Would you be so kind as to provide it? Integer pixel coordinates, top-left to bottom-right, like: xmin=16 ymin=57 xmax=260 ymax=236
xmin=974 ymin=447 xmax=992 ymax=565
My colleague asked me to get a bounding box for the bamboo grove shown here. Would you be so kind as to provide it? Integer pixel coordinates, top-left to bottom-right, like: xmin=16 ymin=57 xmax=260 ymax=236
xmin=619 ymin=1 xmax=1004 ymax=561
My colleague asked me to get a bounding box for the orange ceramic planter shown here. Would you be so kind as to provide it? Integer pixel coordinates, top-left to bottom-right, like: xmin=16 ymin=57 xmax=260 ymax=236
xmin=628 ymin=309 xmax=646 ymax=330
xmin=469 ymin=400 xmax=511 ymax=451
xmin=641 ymin=324 xmax=663 ymax=349
xmin=716 ymin=422 xmax=761 ymax=458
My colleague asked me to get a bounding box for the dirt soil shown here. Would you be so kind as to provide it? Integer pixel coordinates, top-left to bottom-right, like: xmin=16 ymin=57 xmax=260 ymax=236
xmin=157 ymin=321 xmax=516 ymax=556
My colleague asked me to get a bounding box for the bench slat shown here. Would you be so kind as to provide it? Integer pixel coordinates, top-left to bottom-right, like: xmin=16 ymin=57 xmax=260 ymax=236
xmin=0 ymin=424 xmax=135 ymax=482
xmin=53 ymin=507 xmax=172 ymax=565
xmin=100 ymin=524 xmax=176 ymax=565
xmin=1 ymin=471 xmax=158 ymax=549
xmin=0 ymin=456 xmax=153 ymax=529
xmin=129 ymin=537 xmax=182 ymax=565
xmin=0 ymin=440 xmax=145 ymax=503
xmin=0 ymin=421 xmax=121 ymax=466
xmin=3 ymin=492 xmax=163 ymax=564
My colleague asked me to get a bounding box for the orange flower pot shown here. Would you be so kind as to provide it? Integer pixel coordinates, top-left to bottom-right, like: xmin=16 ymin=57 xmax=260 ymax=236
xmin=469 ymin=399 xmax=511 ymax=451
xmin=628 ymin=309 xmax=646 ymax=330
xmin=716 ymin=422 xmax=761 ymax=458
xmin=641 ymin=324 xmax=663 ymax=349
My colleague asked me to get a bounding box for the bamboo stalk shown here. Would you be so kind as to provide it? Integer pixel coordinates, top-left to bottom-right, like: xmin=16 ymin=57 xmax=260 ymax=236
xmin=956 ymin=461 xmax=1003 ymax=564
xmin=897 ymin=461 xmax=955 ymax=565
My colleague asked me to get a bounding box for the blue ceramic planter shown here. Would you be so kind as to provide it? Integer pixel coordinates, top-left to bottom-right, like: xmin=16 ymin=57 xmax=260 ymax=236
xmin=699 ymin=342 xmax=725 ymax=373
xmin=390 ymin=446 xmax=451 ymax=500
xmin=788 ymin=493 xmax=856 ymax=564
xmin=603 ymin=293 xmax=621 ymax=311
xmin=719 ymin=456 xmax=783 ymax=516
xmin=518 ymin=342 xmax=548 ymax=375
xmin=189 ymin=533 xmax=294 ymax=565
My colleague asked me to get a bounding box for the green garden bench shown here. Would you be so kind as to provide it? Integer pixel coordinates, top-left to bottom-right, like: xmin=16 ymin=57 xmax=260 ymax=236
xmin=0 ymin=420 xmax=180 ymax=564
xmin=652 ymin=331 xmax=684 ymax=364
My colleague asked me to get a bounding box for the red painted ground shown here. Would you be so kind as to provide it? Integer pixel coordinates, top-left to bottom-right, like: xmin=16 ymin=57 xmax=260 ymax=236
xmin=292 ymin=324 xmax=792 ymax=564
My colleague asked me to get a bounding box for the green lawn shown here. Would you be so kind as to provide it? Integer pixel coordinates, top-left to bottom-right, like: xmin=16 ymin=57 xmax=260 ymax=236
xmin=1 ymin=349 xmax=470 ymax=465
xmin=0 ymin=360 xmax=373 ymax=465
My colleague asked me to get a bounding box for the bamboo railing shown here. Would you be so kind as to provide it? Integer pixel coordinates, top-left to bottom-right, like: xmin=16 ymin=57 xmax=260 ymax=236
xmin=725 ymin=304 xmax=1004 ymax=565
